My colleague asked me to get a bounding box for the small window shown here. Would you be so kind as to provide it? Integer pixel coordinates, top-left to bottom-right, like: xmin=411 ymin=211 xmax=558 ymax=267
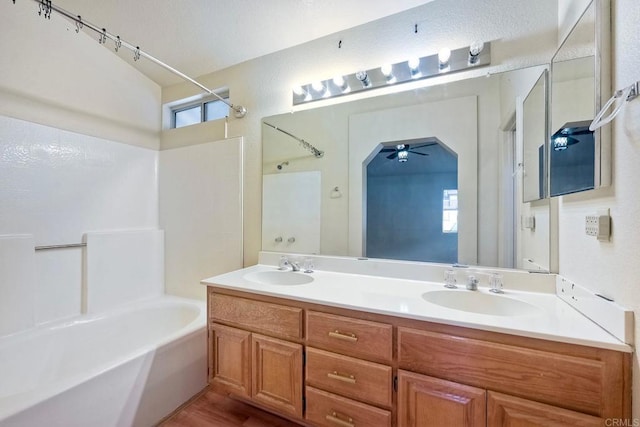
xmin=205 ymin=100 xmax=229 ymax=121
xmin=443 ymin=189 xmax=458 ymax=233
xmin=174 ymin=105 xmax=201 ymax=128
xmin=171 ymin=92 xmax=230 ymax=129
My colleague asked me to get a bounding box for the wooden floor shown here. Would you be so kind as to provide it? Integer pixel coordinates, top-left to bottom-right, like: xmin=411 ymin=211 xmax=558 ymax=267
xmin=160 ymin=389 xmax=303 ymax=427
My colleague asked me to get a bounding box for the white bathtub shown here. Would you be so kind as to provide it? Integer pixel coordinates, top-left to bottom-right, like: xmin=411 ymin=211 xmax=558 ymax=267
xmin=0 ymin=296 xmax=207 ymax=427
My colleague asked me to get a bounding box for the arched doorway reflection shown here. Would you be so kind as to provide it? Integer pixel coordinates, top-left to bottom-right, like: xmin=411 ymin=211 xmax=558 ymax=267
xmin=364 ymin=137 xmax=458 ymax=263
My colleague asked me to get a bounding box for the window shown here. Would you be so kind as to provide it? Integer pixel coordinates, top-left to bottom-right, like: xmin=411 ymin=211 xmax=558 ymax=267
xmin=171 ymin=92 xmax=229 ymax=129
xmin=442 ymin=189 xmax=458 ymax=233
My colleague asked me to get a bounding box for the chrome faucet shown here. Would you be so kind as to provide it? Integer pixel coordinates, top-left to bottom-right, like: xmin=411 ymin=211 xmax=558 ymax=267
xmin=289 ymin=261 xmax=301 ymax=272
xmin=466 ymin=275 xmax=479 ymax=291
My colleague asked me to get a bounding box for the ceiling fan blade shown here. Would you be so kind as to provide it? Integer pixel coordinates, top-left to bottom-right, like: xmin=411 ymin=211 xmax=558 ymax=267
xmin=380 ymin=148 xmax=395 ymax=152
xmin=411 ymin=151 xmax=429 ymax=156
xmin=386 ymin=152 xmax=398 ymax=159
xmin=411 ymin=142 xmax=438 ymax=150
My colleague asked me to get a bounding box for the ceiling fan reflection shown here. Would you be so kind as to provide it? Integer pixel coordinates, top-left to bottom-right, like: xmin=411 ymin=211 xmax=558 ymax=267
xmin=380 ymin=143 xmax=437 ymax=162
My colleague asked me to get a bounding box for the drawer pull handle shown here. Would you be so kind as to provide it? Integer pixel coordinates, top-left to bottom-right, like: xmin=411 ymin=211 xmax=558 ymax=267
xmin=327 ymin=371 xmax=356 ymax=384
xmin=328 ymin=330 xmax=358 ymax=342
xmin=326 ymin=412 xmax=355 ymax=427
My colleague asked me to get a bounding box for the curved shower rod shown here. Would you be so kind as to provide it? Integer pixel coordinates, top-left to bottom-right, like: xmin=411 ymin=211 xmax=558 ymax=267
xmin=13 ymin=0 xmax=247 ymax=118
xmin=263 ymin=122 xmax=324 ymax=158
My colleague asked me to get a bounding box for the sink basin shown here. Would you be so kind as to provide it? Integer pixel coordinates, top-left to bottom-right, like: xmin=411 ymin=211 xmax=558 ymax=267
xmin=421 ymin=290 xmax=542 ymax=316
xmin=243 ymin=270 xmax=314 ymax=286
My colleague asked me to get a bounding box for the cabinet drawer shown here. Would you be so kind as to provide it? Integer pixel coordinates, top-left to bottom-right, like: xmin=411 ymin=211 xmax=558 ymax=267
xmin=305 ymin=386 xmax=392 ymax=427
xmin=398 ymin=327 xmax=614 ymax=417
xmin=306 ymin=311 xmax=392 ymax=363
xmin=306 ymin=347 xmax=392 ymax=408
xmin=209 ymin=292 xmax=302 ymax=340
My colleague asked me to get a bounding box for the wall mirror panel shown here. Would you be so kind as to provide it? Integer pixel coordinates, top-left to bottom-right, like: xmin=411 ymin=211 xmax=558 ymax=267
xmin=550 ymin=0 xmax=611 ymax=196
xmin=262 ymin=64 xmax=552 ymax=271
xmin=522 ymin=71 xmax=548 ymax=203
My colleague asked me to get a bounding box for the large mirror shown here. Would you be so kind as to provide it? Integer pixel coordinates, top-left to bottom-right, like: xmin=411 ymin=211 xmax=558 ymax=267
xmin=550 ymin=0 xmax=611 ymax=196
xmin=262 ymin=65 xmax=550 ymax=271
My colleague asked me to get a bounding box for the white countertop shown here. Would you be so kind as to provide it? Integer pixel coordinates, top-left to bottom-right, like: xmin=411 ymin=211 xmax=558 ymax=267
xmin=202 ymin=264 xmax=632 ymax=353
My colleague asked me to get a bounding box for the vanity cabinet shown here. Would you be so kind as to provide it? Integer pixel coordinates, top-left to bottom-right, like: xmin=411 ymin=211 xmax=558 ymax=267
xmin=206 ymin=287 xmax=630 ymax=426
xmin=398 ymin=326 xmax=628 ymax=426
xmin=208 ymin=292 xmax=304 ymax=418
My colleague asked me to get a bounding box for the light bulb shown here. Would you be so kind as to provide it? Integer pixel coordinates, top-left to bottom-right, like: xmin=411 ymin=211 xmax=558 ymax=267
xmin=332 ymin=75 xmax=349 ymax=93
xmin=398 ymin=150 xmax=409 ymax=162
xmin=469 ymin=41 xmax=484 ymax=57
xmin=438 ymin=47 xmax=451 ymax=69
xmin=408 ymin=57 xmax=420 ymax=71
xmin=292 ymin=85 xmax=306 ymax=96
xmin=311 ymin=81 xmax=325 ymax=93
xmin=380 ymin=64 xmax=396 ymax=83
xmin=355 ymin=71 xmax=371 ymax=87
xmin=468 ymin=41 xmax=485 ymax=64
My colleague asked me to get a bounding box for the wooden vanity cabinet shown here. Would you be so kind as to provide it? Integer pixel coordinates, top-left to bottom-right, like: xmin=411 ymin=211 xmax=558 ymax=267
xmin=398 ymin=326 xmax=630 ymax=426
xmin=208 ymin=291 xmax=304 ymax=418
xmin=207 ymin=288 xmax=631 ymax=427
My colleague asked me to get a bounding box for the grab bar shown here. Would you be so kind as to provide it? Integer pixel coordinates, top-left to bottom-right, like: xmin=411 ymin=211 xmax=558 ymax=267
xmin=35 ymin=243 xmax=86 ymax=251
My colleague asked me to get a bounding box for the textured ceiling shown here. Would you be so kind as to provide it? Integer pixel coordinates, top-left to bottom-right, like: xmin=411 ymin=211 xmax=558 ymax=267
xmin=51 ymin=0 xmax=431 ymax=87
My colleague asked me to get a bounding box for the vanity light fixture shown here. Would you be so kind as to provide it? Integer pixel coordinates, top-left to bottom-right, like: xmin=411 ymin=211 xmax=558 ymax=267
xmin=292 ymin=42 xmax=490 ymax=105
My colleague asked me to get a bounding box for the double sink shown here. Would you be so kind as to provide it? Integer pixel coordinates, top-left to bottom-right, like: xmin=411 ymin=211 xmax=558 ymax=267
xmin=242 ymin=269 xmax=542 ymax=317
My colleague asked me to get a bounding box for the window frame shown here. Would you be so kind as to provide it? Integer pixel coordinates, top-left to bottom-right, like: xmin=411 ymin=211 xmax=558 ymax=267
xmin=170 ymin=91 xmax=230 ymax=129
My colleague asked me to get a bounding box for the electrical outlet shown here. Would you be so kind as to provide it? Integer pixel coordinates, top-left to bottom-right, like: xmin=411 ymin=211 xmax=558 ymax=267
xmin=585 ymin=209 xmax=611 ymax=241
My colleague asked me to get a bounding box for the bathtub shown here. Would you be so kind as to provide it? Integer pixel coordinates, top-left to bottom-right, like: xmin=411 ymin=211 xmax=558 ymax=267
xmin=0 ymin=296 xmax=207 ymax=427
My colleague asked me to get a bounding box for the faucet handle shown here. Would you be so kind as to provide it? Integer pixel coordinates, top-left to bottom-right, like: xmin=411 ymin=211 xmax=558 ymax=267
xmin=489 ymin=272 xmax=504 ymax=293
xmin=466 ymin=275 xmax=479 ymax=291
xmin=278 ymin=255 xmax=289 ymax=270
xmin=444 ymin=269 xmax=457 ymax=288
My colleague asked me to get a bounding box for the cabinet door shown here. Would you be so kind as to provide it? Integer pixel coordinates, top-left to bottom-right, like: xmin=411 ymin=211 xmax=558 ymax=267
xmin=252 ymin=333 xmax=303 ymax=418
xmin=488 ymin=391 xmax=602 ymax=427
xmin=209 ymin=323 xmax=251 ymax=396
xmin=398 ymin=370 xmax=486 ymax=427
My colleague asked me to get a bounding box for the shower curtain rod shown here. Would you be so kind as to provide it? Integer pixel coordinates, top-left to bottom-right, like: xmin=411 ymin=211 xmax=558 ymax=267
xmin=17 ymin=0 xmax=247 ymax=118
xmin=263 ymin=122 xmax=324 ymax=158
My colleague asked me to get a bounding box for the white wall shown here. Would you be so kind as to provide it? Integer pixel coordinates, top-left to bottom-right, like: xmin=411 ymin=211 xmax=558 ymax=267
xmin=161 ymin=0 xmax=560 ymax=266
xmin=0 ymin=1 xmax=161 ymax=149
xmin=557 ymin=0 xmax=640 ymax=415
